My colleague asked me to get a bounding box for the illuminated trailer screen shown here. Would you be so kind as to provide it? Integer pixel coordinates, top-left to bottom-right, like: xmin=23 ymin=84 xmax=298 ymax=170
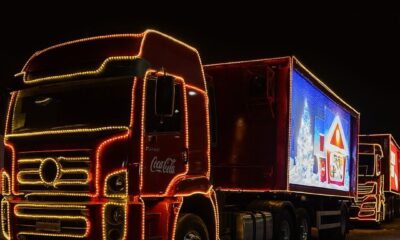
xmin=289 ymin=70 xmax=352 ymax=192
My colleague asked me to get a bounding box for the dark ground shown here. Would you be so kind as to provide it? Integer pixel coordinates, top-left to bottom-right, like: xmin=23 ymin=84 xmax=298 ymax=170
xmin=311 ymin=218 xmax=400 ymax=239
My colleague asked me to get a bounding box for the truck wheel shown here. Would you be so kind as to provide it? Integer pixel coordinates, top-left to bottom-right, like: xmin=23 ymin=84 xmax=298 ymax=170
xmin=175 ymin=213 xmax=209 ymax=240
xmin=386 ymin=197 xmax=393 ymax=222
xmin=296 ymin=208 xmax=311 ymax=240
xmin=274 ymin=209 xmax=294 ymax=240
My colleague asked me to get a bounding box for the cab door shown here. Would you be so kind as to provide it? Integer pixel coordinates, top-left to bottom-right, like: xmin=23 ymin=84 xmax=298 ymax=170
xmin=141 ymin=76 xmax=187 ymax=195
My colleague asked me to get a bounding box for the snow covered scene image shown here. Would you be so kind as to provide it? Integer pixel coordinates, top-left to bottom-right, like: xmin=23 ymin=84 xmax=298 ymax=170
xmin=289 ymin=70 xmax=351 ymax=191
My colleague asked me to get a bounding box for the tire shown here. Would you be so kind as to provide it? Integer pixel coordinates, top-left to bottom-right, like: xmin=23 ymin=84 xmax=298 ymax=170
xmin=273 ymin=209 xmax=295 ymax=240
xmin=386 ymin=197 xmax=393 ymax=222
xmin=391 ymin=197 xmax=396 ymax=219
xmin=175 ymin=213 xmax=209 ymax=240
xmin=296 ymin=208 xmax=311 ymax=240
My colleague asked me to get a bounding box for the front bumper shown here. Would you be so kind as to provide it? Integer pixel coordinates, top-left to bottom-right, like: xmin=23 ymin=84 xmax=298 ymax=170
xmin=1 ymin=197 xmax=143 ymax=240
xmin=349 ymin=205 xmax=379 ymax=222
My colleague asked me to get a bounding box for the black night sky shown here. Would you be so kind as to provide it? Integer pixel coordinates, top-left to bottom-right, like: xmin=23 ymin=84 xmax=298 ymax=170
xmin=1 ymin=4 xmax=399 ymax=139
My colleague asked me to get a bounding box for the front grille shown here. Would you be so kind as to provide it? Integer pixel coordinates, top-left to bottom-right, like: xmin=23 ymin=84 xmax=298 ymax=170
xmin=15 ymin=203 xmax=89 ymax=239
xmin=355 ymin=183 xmax=376 ymax=205
xmin=358 ymin=183 xmax=375 ymax=195
xmin=17 ymin=150 xmax=92 ymax=195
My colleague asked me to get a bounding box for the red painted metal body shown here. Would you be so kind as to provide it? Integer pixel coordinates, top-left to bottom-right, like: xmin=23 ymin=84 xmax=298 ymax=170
xmin=205 ymin=57 xmax=359 ymax=198
xmin=2 ymin=30 xmax=212 ymax=240
xmin=1 ymin=30 xmax=359 ymax=239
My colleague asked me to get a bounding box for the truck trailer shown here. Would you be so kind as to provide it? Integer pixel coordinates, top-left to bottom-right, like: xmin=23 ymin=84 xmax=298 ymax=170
xmin=350 ymin=134 xmax=400 ymax=223
xmin=1 ymin=30 xmax=359 ymax=240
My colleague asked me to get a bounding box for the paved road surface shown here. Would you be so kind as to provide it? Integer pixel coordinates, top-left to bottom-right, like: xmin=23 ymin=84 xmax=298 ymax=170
xmin=312 ymin=218 xmax=400 ymax=240
xmin=348 ymin=218 xmax=400 ymax=240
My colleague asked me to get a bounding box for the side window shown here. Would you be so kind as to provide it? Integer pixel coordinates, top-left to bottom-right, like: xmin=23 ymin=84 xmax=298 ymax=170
xmin=145 ymin=80 xmax=182 ymax=133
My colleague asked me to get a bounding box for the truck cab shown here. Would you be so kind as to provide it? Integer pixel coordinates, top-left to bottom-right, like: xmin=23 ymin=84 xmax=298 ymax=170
xmin=350 ymin=143 xmax=385 ymax=222
xmin=1 ymin=30 xmax=215 ymax=240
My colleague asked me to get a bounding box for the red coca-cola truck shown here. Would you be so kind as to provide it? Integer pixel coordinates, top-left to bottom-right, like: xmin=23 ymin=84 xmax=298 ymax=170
xmin=1 ymin=30 xmax=359 ymax=240
xmin=350 ymin=134 xmax=400 ymax=223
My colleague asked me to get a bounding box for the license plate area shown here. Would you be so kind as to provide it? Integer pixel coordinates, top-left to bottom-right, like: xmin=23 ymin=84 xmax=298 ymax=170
xmin=36 ymin=220 xmax=61 ymax=233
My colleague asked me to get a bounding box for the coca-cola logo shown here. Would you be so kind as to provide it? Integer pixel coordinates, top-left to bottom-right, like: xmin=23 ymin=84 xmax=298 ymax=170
xmin=150 ymin=156 xmax=176 ymax=174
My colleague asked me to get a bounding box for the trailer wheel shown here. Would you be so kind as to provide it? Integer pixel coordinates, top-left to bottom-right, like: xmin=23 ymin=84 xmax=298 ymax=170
xmin=296 ymin=208 xmax=311 ymax=240
xmin=175 ymin=213 xmax=209 ymax=240
xmin=386 ymin=196 xmax=393 ymax=222
xmin=274 ymin=209 xmax=294 ymax=240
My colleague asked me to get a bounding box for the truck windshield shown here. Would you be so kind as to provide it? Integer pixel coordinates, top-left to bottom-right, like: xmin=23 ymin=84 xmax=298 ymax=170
xmin=11 ymin=76 xmax=134 ymax=133
xmin=358 ymin=154 xmax=375 ymax=176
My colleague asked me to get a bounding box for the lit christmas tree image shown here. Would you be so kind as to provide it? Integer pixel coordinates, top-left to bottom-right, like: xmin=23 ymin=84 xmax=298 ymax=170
xmin=296 ymin=100 xmax=314 ymax=180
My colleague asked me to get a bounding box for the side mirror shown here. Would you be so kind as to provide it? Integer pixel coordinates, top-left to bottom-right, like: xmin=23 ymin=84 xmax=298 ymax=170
xmin=155 ymin=75 xmax=175 ymax=117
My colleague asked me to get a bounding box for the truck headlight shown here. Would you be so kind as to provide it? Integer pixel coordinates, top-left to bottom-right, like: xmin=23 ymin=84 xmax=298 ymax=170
xmin=361 ymin=202 xmax=376 ymax=209
xmin=107 ymin=206 xmax=125 ymax=225
xmin=103 ymin=202 xmax=127 ymax=240
xmin=1 ymin=171 xmax=11 ymax=196
xmin=105 ymin=170 xmax=128 ymax=197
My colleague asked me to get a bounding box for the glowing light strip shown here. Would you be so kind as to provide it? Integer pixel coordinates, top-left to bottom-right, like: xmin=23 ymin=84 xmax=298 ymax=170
xmin=357 ymin=182 xmax=377 ymax=195
xmin=204 ymin=56 xmax=291 ymax=68
xmin=174 ymin=186 xmax=213 ymax=197
xmin=361 ymin=202 xmax=377 ymax=209
xmin=170 ymin=190 xmax=219 ymax=240
xmin=102 ymin=202 xmax=128 ymax=240
xmin=210 ymin=189 xmax=220 ymax=240
xmin=138 ymin=30 xmax=209 ymax=91
xmin=20 ymin=29 xmax=208 ymax=90
xmin=15 ymin=132 xmax=129 ymax=198
xmin=287 ymin=57 xmax=293 ymax=191
xmin=17 ymin=232 xmax=89 ymax=239
xmin=186 ymin=84 xmax=211 ymax=178
xmin=139 ymin=70 xmax=190 ymax=196
xmin=19 ymin=56 xmax=138 ymax=84
xmin=14 ymin=204 xmax=91 ymax=238
xmin=95 ymin=132 xmax=129 ymax=197
xmin=219 ymin=188 xmax=356 ymax=199
xmin=104 ymin=169 xmax=128 ymax=198
xmin=58 ymin=156 xmax=90 ymax=161
xmin=140 ymin=198 xmax=146 ymax=240
xmin=1 ymin=171 xmax=11 ymax=196
xmin=22 ymin=33 xmax=143 ymax=71
xmin=11 ymin=91 xmax=20 ymax=132
xmin=6 ymin=126 xmax=128 ymax=138
xmin=18 ymin=158 xmax=42 ymax=163
xmin=170 ymin=197 xmax=184 ymax=240
xmin=25 ymin=192 xmax=91 ymax=197
xmin=16 ymin=204 xmax=86 ymax=209
xmin=1 ymin=200 xmax=10 ymax=240
xmin=17 ymin=157 xmax=90 ymax=186
xmin=293 ymin=57 xmax=359 ymax=114
xmin=4 ymin=142 xmax=20 ymax=196
xmin=129 ymin=77 xmax=138 ymax=128
xmin=4 ymin=92 xmax=16 ymax=135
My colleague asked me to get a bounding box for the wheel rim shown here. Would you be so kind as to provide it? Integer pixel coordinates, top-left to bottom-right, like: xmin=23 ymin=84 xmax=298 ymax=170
xmin=183 ymin=231 xmax=201 ymax=240
xmin=280 ymin=220 xmax=291 ymax=240
xmin=299 ymin=218 xmax=309 ymax=240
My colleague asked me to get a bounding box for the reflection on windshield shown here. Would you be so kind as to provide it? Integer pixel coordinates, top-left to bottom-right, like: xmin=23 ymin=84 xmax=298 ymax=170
xmin=12 ymin=77 xmax=134 ymax=133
